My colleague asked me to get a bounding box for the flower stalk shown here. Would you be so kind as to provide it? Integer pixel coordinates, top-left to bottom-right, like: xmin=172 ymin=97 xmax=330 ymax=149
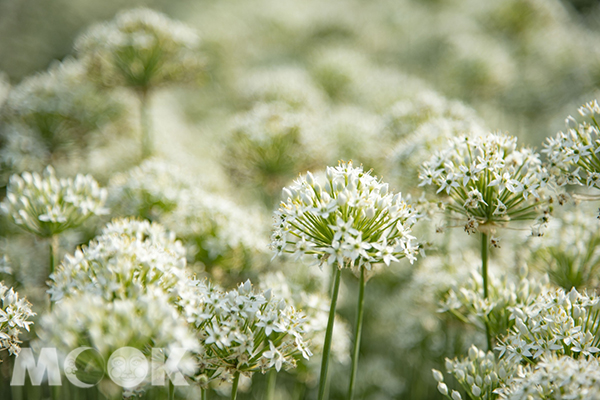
xmin=348 ymin=265 xmax=366 ymax=400
xmin=230 ymin=372 xmax=240 ymax=400
xmin=318 ymin=267 xmax=342 ymax=400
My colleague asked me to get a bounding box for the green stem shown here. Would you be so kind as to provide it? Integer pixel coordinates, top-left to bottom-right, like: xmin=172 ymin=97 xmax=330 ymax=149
xmin=49 ymin=234 xmax=59 ymax=310
xmin=266 ymin=369 xmax=276 ymax=400
xmin=348 ymin=265 xmax=366 ymax=400
xmin=139 ymin=89 xmax=153 ymax=160
xmin=318 ymin=267 xmax=342 ymax=400
xmin=169 ymin=381 xmax=175 ymax=400
xmin=230 ymin=372 xmax=240 ymax=400
xmin=201 ymin=387 xmax=207 ymax=400
xmin=481 ymin=232 xmax=492 ymax=351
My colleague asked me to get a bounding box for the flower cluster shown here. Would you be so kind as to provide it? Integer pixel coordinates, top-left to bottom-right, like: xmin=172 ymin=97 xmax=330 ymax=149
xmin=440 ymin=271 xmax=550 ymax=338
xmin=272 ymin=161 xmax=420 ymax=273
xmin=498 ymin=355 xmax=600 ymax=400
xmin=528 ymin=207 xmax=600 ymax=289
xmin=0 ymin=282 xmax=35 ymax=357
xmin=75 ymin=8 xmax=203 ymax=90
xmin=419 ymin=132 xmax=554 ymax=235
xmin=259 ymin=271 xmax=351 ymax=365
xmin=543 ymin=100 xmax=600 ymax=191
xmin=109 ymin=160 xmax=268 ymax=272
xmin=497 ymin=287 xmax=600 ymax=364
xmin=224 ymin=102 xmax=317 ymax=205
xmin=49 ymin=218 xmax=190 ymax=303
xmin=0 ymin=58 xmax=124 ymax=158
xmin=182 ymin=279 xmax=311 ymax=384
xmin=1 ymin=166 xmax=108 ymax=237
xmin=434 ymin=345 xmax=517 ymax=400
xmin=38 ymin=290 xmax=198 ymax=384
xmin=108 ymin=159 xmax=195 ymax=220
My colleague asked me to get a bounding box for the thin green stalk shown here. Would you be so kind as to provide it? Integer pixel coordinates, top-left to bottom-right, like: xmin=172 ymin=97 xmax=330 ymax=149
xmin=266 ymin=369 xmax=277 ymax=400
xmin=201 ymin=388 xmax=207 ymax=400
xmin=481 ymin=232 xmax=492 ymax=351
xmin=49 ymin=234 xmax=59 ymax=310
xmin=138 ymin=89 xmax=153 ymax=159
xmin=318 ymin=267 xmax=342 ymax=400
xmin=230 ymin=372 xmax=240 ymax=400
xmin=348 ymin=265 xmax=366 ymax=400
xmin=169 ymin=380 xmax=175 ymax=400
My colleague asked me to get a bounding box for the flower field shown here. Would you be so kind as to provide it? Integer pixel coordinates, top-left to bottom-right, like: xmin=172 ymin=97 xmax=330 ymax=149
xmin=1 ymin=1 xmax=600 ymax=399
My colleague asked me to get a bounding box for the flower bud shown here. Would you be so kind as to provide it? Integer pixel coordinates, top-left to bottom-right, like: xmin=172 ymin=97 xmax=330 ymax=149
xmin=437 ymin=382 xmax=448 ymax=396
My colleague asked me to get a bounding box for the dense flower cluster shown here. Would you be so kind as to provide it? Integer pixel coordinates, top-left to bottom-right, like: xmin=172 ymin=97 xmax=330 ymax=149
xmin=440 ymin=271 xmax=550 ymax=338
xmin=38 ymin=290 xmax=198 ymax=381
xmin=75 ymin=8 xmax=203 ymax=90
xmin=434 ymin=345 xmax=517 ymax=400
xmin=49 ymin=218 xmax=190 ymax=303
xmin=0 ymin=59 xmax=124 ymax=158
xmin=419 ymin=132 xmax=554 ymax=235
xmin=1 ymin=166 xmax=108 ymax=237
xmin=543 ymin=100 xmax=600 ymax=192
xmin=0 ymin=282 xmax=35 ymax=357
xmin=109 ymin=160 xmax=268 ymax=270
xmin=182 ymin=279 xmax=311 ymax=384
xmin=529 ymin=207 xmax=600 ymax=289
xmin=272 ymin=161 xmax=420 ymax=273
xmin=259 ymin=271 xmax=351 ymax=365
xmin=498 ymin=355 xmax=600 ymax=400
xmin=497 ymin=287 xmax=600 ymax=363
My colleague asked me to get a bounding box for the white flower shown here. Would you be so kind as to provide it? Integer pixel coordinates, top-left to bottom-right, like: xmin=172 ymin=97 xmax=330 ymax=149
xmin=273 ymin=161 xmax=421 ymax=273
xmin=1 ymin=166 xmax=108 ymax=237
xmin=0 ymin=283 xmax=35 ymax=357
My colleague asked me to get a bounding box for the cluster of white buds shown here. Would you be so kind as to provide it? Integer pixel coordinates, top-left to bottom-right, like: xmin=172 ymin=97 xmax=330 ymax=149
xmin=1 ymin=166 xmax=108 ymax=237
xmin=75 ymin=8 xmax=203 ymax=90
xmin=49 ymin=218 xmax=190 ymax=304
xmin=434 ymin=345 xmax=517 ymax=400
xmin=497 ymin=355 xmax=600 ymax=400
xmin=272 ymin=161 xmax=421 ymax=274
xmin=182 ymin=279 xmax=311 ymax=385
xmin=543 ymin=100 xmax=600 ymax=192
xmin=497 ymin=287 xmax=600 ymax=364
xmin=419 ymin=132 xmax=554 ymax=236
xmin=0 ymin=282 xmax=35 ymax=357
xmin=440 ymin=271 xmax=550 ymax=338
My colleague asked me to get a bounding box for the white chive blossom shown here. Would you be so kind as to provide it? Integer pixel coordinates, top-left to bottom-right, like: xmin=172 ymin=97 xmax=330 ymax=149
xmin=272 ymin=161 xmax=420 ymax=273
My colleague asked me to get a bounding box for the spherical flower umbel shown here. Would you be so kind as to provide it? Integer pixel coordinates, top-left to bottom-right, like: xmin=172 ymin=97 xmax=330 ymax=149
xmin=497 ymin=287 xmax=600 ymax=364
xmin=0 ymin=282 xmax=35 ymax=358
xmin=182 ymin=279 xmax=311 ymax=385
xmin=435 ymin=345 xmax=517 ymax=400
xmin=543 ymin=100 xmax=600 ymax=194
xmin=74 ymin=8 xmax=203 ymax=90
xmin=272 ymin=161 xmax=420 ymax=273
xmin=49 ymin=217 xmax=190 ymax=303
xmin=498 ymin=355 xmax=600 ymax=400
xmin=419 ymin=132 xmax=554 ymax=236
xmin=1 ymin=166 xmax=108 ymax=237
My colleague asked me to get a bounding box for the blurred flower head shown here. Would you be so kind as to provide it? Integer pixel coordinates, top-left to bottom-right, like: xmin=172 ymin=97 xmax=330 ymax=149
xmin=75 ymin=8 xmax=203 ymax=91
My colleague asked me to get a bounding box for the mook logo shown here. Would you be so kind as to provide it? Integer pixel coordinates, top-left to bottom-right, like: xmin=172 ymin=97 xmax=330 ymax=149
xmin=11 ymin=347 xmax=191 ymax=388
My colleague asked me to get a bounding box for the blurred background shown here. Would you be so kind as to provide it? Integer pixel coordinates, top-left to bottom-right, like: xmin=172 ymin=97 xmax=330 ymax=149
xmin=2 ymin=0 xmax=600 ymax=399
